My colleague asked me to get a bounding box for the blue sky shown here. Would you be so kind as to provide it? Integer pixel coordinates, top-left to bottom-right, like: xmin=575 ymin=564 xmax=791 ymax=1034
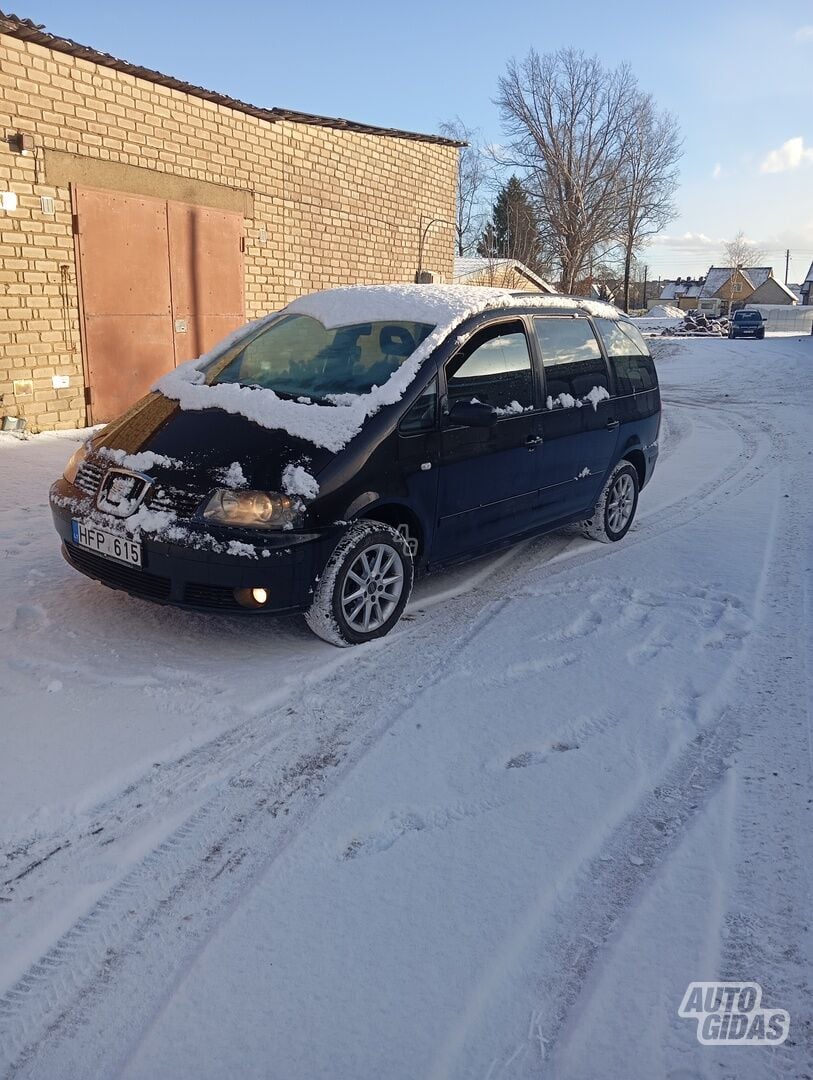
xmin=22 ymin=0 xmax=813 ymax=283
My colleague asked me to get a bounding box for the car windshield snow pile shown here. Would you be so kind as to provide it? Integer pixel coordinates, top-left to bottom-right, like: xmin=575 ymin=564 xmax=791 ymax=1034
xmin=202 ymin=315 xmax=434 ymax=401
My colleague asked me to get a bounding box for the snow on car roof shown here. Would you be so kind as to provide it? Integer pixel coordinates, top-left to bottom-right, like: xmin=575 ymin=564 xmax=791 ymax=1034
xmin=285 ymin=284 xmax=620 ymax=326
xmin=154 ymin=285 xmax=621 ymax=452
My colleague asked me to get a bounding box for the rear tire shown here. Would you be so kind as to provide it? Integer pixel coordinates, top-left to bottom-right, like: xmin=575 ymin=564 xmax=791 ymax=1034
xmin=305 ymin=521 xmax=414 ymax=646
xmin=582 ymin=461 xmax=639 ymax=544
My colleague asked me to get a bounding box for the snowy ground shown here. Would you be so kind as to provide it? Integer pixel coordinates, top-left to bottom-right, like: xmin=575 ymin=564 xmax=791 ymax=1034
xmin=1 ymin=335 xmax=811 ymax=1079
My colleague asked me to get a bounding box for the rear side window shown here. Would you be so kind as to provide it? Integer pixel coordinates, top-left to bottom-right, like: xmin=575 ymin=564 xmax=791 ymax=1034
xmin=533 ymin=317 xmax=609 ymax=407
xmin=595 ymin=318 xmax=657 ymax=396
xmin=446 ymin=323 xmax=534 ymax=412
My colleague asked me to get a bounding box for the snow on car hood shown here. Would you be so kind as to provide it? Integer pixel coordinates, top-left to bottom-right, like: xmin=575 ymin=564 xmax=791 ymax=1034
xmin=153 ymin=285 xmax=621 ymax=452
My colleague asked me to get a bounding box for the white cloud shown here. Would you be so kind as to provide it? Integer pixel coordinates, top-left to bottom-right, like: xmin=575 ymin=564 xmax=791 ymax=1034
xmin=761 ymin=136 xmax=813 ymax=173
xmin=794 ymin=25 xmax=813 ymax=41
xmin=712 ymin=163 xmax=722 ymax=180
xmin=650 ymin=232 xmax=719 ymax=251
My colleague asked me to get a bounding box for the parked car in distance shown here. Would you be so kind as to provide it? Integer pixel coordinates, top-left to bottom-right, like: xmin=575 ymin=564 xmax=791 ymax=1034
xmin=50 ymin=286 xmax=661 ymax=646
xmin=729 ymin=309 xmax=765 ymax=339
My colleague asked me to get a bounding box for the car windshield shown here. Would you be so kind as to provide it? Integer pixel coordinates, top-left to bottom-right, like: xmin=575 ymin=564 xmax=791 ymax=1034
xmin=202 ymin=314 xmax=434 ymax=401
xmin=735 ymin=311 xmax=760 ymax=321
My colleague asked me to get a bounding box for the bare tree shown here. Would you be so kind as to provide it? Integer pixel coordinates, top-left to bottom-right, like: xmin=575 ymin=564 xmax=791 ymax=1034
xmin=496 ymin=48 xmax=638 ymax=293
xmin=720 ymin=231 xmax=767 ymax=314
xmin=722 ymin=230 xmax=766 ymax=269
xmin=439 ymin=118 xmax=487 ymax=257
xmin=618 ymin=94 xmax=682 ymax=312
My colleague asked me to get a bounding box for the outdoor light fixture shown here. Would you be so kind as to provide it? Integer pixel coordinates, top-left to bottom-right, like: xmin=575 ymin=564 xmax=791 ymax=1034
xmin=9 ymin=131 xmax=34 ymax=155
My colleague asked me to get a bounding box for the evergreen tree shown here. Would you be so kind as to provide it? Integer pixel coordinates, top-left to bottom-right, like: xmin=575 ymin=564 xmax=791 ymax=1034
xmin=477 ymin=177 xmax=542 ymax=271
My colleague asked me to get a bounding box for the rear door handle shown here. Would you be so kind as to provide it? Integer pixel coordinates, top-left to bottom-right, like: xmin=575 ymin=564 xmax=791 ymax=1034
xmin=605 ymin=419 xmax=620 ymax=431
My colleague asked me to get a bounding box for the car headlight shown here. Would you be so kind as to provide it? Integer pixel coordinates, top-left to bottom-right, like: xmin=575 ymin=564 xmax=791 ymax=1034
xmin=202 ymin=489 xmax=300 ymax=529
xmin=63 ymin=441 xmax=89 ymax=485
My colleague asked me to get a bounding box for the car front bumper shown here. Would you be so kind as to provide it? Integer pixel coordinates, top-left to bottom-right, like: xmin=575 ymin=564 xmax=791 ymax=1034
xmin=50 ymin=479 xmax=339 ymax=615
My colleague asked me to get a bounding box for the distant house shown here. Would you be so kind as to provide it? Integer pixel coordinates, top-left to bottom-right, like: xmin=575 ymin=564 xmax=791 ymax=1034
xmin=697 ymin=266 xmax=797 ymax=314
xmin=801 ymin=261 xmax=813 ymax=306
xmin=453 ymin=257 xmax=557 ymax=293
xmin=658 ymin=277 xmax=704 ymax=311
xmin=590 ymin=281 xmax=618 ymax=304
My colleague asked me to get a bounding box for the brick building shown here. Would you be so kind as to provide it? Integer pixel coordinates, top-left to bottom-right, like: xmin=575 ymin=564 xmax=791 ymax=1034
xmin=0 ymin=12 xmax=459 ymax=430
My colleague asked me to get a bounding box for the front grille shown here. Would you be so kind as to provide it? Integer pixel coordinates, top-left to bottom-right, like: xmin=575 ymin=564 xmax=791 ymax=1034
xmin=75 ymin=457 xmax=202 ymax=521
xmin=183 ymin=582 xmax=243 ymax=610
xmin=74 ymin=459 xmax=105 ymax=498
xmin=64 ymin=542 xmax=171 ymax=600
xmin=148 ymin=487 xmax=203 ymax=520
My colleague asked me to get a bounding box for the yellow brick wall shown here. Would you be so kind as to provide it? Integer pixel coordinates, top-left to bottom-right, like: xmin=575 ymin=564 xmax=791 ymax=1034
xmin=0 ymin=33 xmax=457 ymax=430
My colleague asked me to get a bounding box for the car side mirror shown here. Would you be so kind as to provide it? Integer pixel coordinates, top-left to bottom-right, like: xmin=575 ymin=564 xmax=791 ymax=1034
xmin=447 ymin=400 xmax=498 ymax=428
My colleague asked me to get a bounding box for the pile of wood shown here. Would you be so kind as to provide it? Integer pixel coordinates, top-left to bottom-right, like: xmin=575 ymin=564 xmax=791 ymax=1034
xmin=658 ymin=311 xmax=731 ymax=337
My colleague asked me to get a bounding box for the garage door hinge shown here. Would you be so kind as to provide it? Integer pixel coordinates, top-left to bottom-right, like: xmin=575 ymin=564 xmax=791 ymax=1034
xmin=71 ymin=213 xmax=80 ymax=235
xmin=84 ymin=385 xmax=93 ymax=405
xmin=240 ymin=235 xmax=245 ymax=253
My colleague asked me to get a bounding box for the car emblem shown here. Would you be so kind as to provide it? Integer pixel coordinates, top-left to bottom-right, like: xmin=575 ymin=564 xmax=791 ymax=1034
xmin=96 ymin=468 xmax=152 ymax=518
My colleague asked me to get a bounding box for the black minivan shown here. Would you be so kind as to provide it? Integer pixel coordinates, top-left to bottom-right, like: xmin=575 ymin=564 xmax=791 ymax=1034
xmin=50 ymin=286 xmax=660 ymax=645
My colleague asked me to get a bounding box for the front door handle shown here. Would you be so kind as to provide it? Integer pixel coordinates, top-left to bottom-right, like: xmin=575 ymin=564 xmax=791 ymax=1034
xmin=525 ymin=435 xmax=544 ymax=447
xmin=605 ymin=419 xmax=620 ymax=431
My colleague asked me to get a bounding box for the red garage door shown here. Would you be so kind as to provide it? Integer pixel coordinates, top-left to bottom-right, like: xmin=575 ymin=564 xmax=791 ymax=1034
xmin=75 ymin=188 xmax=244 ymax=424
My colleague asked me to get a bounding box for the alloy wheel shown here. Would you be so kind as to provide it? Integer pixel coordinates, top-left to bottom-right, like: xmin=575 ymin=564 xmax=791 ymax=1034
xmin=607 ymin=472 xmax=635 ymax=533
xmin=340 ymin=543 xmax=404 ymax=633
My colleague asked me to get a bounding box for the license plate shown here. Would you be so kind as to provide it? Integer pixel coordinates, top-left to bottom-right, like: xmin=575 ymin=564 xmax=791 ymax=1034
xmin=71 ymin=520 xmax=142 ymax=567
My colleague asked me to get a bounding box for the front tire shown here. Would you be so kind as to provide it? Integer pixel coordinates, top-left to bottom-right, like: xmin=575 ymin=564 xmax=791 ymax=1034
xmin=582 ymin=461 xmax=640 ymax=544
xmin=305 ymin=521 xmax=414 ymax=646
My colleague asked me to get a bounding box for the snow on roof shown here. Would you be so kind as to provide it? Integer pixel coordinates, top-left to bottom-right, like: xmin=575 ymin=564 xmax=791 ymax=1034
xmin=700 ymin=267 xmax=735 ymax=297
xmin=155 ymin=285 xmax=621 ymax=451
xmin=751 ymin=276 xmax=798 ymax=301
xmin=660 ymin=279 xmax=703 ymax=301
xmin=452 ymin=257 xmax=557 ymax=293
xmin=701 ymin=266 xmax=778 ymax=298
xmin=741 ymin=267 xmax=772 ymax=290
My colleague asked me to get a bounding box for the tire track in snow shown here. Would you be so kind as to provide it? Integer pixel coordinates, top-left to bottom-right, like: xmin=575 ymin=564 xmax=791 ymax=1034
xmin=430 ymin=405 xmax=792 ymax=1080
xmin=0 ymin=393 xmax=777 ymax=1074
xmin=0 ymin=394 xmax=754 ymax=912
xmin=0 ymin=588 xmax=514 ymax=1077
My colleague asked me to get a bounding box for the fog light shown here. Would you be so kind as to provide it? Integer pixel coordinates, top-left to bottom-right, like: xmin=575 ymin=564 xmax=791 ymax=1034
xmin=234 ymin=587 xmax=270 ymax=609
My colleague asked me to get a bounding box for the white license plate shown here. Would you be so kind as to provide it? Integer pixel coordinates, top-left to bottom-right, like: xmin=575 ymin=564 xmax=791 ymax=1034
xmin=71 ymin=520 xmax=142 ymax=567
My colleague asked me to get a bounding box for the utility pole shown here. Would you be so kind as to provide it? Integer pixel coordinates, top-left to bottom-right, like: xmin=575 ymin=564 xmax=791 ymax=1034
xmin=785 ymin=249 xmax=790 ymax=285
xmin=643 ymin=265 xmax=648 ymax=312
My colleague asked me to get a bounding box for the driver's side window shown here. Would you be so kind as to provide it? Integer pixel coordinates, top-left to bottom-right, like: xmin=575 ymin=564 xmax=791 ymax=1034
xmin=446 ymin=323 xmax=534 ymax=412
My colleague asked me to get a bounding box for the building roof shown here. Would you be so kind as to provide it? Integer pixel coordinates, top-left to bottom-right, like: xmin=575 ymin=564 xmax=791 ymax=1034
xmin=699 ymin=266 xmax=778 ymax=298
xmin=452 ymin=257 xmax=556 ymax=293
xmin=803 ymin=261 xmax=813 ymax=286
xmin=750 ymin=276 xmax=798 ymax=302
xmin=660 ymin=279 xmax=703 ymax=300
xmin=742 ymin=267 xmax=773 ymax=290
xmin=700 ymin=267 xmax=737 ymax=297
xmin=0 ymin=11 xmax=463 ymax=147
